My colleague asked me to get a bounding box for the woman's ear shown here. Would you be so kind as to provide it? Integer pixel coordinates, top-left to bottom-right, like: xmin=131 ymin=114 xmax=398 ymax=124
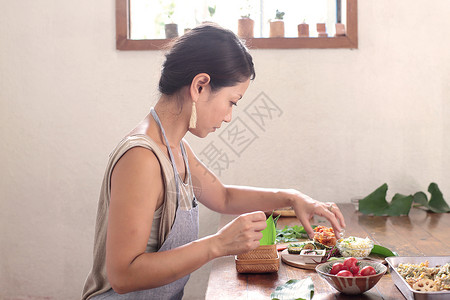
xmin=190 ymin=73 xmax=211 ymax=101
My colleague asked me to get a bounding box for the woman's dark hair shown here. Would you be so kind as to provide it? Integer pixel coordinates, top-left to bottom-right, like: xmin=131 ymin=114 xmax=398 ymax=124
xmin=158 ymin=23 xmax=255 ymax=95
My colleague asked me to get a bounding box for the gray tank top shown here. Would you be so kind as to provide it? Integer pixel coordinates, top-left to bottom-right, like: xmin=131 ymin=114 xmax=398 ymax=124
xmin=84 ymin=108 xmax=199 ymax=300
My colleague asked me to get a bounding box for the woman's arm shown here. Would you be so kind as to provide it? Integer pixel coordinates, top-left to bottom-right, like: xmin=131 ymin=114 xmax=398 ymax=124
xmin=224 ymin=185 xmax=346 ymax=239
xmin=184 ymin=141 xmax=346 ymax=239
xmin=106 ymin=147 xmax=267 ymax=294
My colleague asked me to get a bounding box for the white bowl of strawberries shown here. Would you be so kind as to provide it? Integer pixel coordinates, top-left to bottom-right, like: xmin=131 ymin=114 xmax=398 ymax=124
xmin=315 ymin=257 xmax=387 ymax=294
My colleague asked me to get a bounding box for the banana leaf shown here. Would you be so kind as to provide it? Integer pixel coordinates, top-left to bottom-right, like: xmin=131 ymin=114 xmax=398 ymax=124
xmin=271 ymin=278 xmax=314 ymax=300
xmin=371 ymin=244 xmax=398 ymax=257
xmin=413 ymin=183 xmax=450 ymax=213
xmin=358 ymin=183 xmax=413 ymax=216
xmin=260 ymin=214 xmax=281 ymax=245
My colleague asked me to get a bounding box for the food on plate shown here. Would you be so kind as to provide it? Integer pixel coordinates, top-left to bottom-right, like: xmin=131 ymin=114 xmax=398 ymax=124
xmin=276 ymin=225 xmax=316 ymax=243
xmin=396 ymin=261 xmax=450 ymax=291
xmin=337 ymin=236 xmax=374 ymax=257
xmin=302 ymin=242 xmax=316 ymax=250
xmin=301 ymin=249 xmax=325 ymax=256
xmin=287 ymin=246 xmax=303 ymax=254
xmin=313 ymin=226 xmax=337 ymax=247
xmin=286 ymin=241 xmax=316 ymax=254
xmin=413 ymin=279 xmax=437 ymax=291
xmin=328 ymin=257 xmax=379 ymax=277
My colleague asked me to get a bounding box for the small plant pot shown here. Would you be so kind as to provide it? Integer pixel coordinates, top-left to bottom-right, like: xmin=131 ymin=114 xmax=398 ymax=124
xmin=316 ymin=23 xmax=327 ymax=37
xmin=298 ymin=23 xmax=309 ymax=37
xmin=270 ymin=20 xmax=285 ymax=38
xmin=335 ymin=23 xmax=346 ymax=36
xmin=165 ymin=23 xmax=178 ymax=39
xmin=238 ymin=18 xmax=254 ymax=38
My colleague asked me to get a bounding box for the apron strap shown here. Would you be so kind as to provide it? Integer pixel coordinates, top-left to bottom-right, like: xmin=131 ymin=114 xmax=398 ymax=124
xmin=180 ymin=142 xmax=197 ymax=207
xmin=150 ymin=108 xmax=181 ymax=204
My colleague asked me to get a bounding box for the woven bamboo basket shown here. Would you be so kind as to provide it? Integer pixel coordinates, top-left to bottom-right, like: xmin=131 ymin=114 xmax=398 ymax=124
xmin=236 ymin=244 xmax=278 ymax=260
xmin=235 ymin=251 xmax=280 ymax=273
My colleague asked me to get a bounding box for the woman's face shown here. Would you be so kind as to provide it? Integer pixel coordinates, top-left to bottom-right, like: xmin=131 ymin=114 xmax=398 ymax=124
xmin=191 ymin=78 xmax=251 ymax=138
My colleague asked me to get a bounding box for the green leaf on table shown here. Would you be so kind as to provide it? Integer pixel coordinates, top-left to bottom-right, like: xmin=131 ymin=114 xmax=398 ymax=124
xmin=413 ymin=183 xmax=450 ymax=213
xmin=358 ymin=183 xmax=413 ymax=216
xmin=260 ymin=214 xmax=279 ymax=245
xmin=271 ymin=277 xmax=314 ymax=300
xmin=371 ymin=244 xmax=398 ymax=257
xmin=388 ymin=193 xmax=414 ymax=215
xmin=276 ymin=225 xmax=317 ymax=243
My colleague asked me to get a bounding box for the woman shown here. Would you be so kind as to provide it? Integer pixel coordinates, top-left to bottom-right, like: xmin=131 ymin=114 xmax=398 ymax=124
xmin=82 ymin=24 xmax=345 ymax=300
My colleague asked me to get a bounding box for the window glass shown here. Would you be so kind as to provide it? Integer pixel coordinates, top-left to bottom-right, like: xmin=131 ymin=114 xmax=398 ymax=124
xmin=130 ymin=0 xmax=346 ymax=39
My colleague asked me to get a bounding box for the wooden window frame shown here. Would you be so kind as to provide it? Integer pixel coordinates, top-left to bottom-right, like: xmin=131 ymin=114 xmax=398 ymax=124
xmin=116 ymin=0 xmax=357 ymax=50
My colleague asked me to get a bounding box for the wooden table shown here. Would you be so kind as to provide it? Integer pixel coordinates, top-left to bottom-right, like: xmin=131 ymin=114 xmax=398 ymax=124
xmin=206 ymin=203 xmax=450 ymax=299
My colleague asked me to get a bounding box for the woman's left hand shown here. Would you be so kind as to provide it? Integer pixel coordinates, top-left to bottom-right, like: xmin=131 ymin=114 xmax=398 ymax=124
xmin=288 ymin=190 xmax=346 ymax=239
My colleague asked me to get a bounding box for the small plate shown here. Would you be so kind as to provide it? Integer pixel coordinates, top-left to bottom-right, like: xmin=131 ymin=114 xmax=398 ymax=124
xmin=281 ymin=249 xmax=325 ymax=268
xmin=300 ymin=249 xmax=326 ymax=263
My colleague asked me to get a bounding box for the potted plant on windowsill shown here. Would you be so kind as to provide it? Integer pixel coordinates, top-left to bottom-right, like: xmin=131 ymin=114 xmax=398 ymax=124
xmin=237 ymin=1 xmax=254 ymax=39
xmin=164 ymin=1 xmax=178 ymax=39
xmin=208 ymin=5 xmax=216 ymax=21
xmin=202 ymin=4 xmax=216 ymax=24
xmin=298 ymin=19 xmax=309 ymax=37
xmin=238 ymin=14 xmax=254 ymax=38
xmin=270 ymin=10 xmax=285 ymax=38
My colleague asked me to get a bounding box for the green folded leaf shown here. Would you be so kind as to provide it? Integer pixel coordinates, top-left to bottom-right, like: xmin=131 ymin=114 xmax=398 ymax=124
xmin=428 ymin=183 xmax=450 ymax=213
xmin=387 ymin=193 xmax=414 ymax=216
xmin=413 ymin=191 xmax=429 ymax=207
xmin=413 ymin=183 xmax=450 ymax=213
xmin=371 ymin=244 xmax=398 ymax=257
xmin=271 ymin=278 xmax=314 ymax=300
xmin=358 ymin=183 xmax=389 ymax=215
xmin=260 ymin=214 xmax=277 ymax=245
xmin=274 ymin=214 xmax=281 ymax=225
xmin=358 ymin=184 xmax=413 ymax=216
xmin=273 ymin=214 xmax=281 ymax=243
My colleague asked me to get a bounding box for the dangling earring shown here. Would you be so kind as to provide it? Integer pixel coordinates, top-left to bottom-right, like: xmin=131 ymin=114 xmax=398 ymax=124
xmin=189 ymin=102 xmax=197 ymax=129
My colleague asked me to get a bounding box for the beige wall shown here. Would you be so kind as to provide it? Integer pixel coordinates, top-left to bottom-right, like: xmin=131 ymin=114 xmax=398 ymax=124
xmin=1 ymin=0 xmax=449 ymax=299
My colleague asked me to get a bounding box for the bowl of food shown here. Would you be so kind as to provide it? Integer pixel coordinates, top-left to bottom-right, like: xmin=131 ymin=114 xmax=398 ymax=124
xmin=313 ymin=225 xmax=337 ymax=248
xmin=316 ymin=258 xmax=387 ymax=294
xmin=337 ymin=236 xmax=374 ymax=258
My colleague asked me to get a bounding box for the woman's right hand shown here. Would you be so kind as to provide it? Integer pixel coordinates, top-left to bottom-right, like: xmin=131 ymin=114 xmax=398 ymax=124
xmin=212 ymin=211 xmax=267 ymax=257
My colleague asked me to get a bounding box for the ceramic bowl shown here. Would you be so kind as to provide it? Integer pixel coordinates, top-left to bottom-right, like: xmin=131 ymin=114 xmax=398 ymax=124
xmin=315 ymin=259 xmax=387 ymax=294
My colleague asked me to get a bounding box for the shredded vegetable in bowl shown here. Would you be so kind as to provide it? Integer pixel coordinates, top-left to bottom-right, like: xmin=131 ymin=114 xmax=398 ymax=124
xmin=337 ymin=236 xmax=374 ymax=258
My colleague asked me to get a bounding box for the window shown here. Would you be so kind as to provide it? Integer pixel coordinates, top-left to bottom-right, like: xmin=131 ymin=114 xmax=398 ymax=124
xmin=116 ymin=0 xmax=357 ymax=50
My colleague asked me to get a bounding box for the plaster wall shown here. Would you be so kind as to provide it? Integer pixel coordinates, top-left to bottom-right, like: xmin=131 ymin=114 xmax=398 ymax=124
xmin=1 ymin=0 xmax=449 ymax=299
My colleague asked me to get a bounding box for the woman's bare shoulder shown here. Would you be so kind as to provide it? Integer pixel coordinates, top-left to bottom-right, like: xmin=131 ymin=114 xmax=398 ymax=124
xmin=111 ymin=145 xmax=164 ymax=195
